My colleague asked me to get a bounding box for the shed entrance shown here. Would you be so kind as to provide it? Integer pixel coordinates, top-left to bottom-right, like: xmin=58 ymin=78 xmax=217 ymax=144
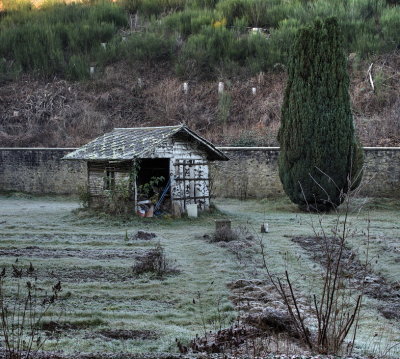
xmin=136 ymin=158 xmax=170 ymax=211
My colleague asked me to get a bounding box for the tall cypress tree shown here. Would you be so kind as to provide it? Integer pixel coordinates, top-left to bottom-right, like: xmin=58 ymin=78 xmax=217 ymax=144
xmin=278 ymin=18 xmax=363 ymax=211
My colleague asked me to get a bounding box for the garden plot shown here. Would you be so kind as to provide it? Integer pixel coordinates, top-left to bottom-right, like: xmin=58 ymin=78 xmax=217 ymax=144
xmin=0 ymin=195 xmax=399 ymax=357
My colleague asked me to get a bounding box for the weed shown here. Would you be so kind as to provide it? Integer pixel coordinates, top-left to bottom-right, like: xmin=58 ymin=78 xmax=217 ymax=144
xmin=0 ymin=263 xmax=64 ymax=359
xmin=211 ymin=224 xmax=252 ymax=243
xmin=132 ymin=242 xmax=177 ymax=278
xmin=77 ymin=185 xmax=91 ymax=208
xmin=212 ymin=227 xmax=238 ymax=242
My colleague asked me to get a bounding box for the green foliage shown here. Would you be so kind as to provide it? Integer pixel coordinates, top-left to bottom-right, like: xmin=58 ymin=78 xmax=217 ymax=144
xmin=122 ymin=0 xmax=186 ymax=17
xmin=217 ymin=92 xmax=232 ymax=124
xmin=176 ymin=25 xmax=271 ymax=77
xmin=161 ymin=8 xmax=215 ymax=38
xmin=381 ymin=6 xmax=400 ymax=50
xmin=1 ymin=0 xmax=32 ymax=11
xmin=216 ymin=0 xmax=293 ymax=28
xmin=0 ymin=0 xmax=399 ymax=81
xmin=123 ymin=32 xmax=175 ymax=63
xmin=268 ymin=19 xmax=301 ymax=65
xmin=0 ymin=1 xmax=127 ymax=79
xmin=77 ymin=185 xmax=91 ymax=208
xmin=105 ymin=178 xmax=132 ymax=215
xmin=138 ymin=176 xmax=165 ymax=203
xmin=278 ymin=18 xmax=364 ymax=211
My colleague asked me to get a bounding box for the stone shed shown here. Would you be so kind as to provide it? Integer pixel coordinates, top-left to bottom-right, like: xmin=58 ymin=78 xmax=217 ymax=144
xmin=63 ymin=125 xmax=228 ymax=215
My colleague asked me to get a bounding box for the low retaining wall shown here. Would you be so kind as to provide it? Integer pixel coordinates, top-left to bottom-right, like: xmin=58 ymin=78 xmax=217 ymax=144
xmin=212 ymin=147 xmax=400 ymax=198
xmin=0 ymin=147 xmax=399 ymax=198
xmin=0 ymin=148 xmax=86 ymax=195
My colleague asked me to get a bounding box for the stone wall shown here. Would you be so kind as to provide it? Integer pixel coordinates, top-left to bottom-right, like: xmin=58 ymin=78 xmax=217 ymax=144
xmin=361 ymin=147 xmax=400 ymax=197
xmin=211 ymin=147 xmax=283 ymax=199
xmin=0 ymin=148 xmax=87 ymax=195
xmin=0 ymin=147 xmax=399 ymax=198
xmin=211 ymin=147 xmax=400 ymax=198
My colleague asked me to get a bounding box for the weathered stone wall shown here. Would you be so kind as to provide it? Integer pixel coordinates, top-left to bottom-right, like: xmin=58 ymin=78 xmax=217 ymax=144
xmin=211 ymin=147 xmax=400 ymax=198
xmin=0 ymin=148 xmax=87 ymax=195
xmin=211 ymin=147 xmax=283 ymax=199
xmin=361 ymin=147 xmax=400 ymax=197
xmin=0 ymin=147 xmax=399 ymax=198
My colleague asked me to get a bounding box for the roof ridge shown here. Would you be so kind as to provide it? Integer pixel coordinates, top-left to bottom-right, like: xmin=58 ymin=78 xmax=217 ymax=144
xmin=114 ymin=125 xmax=184 ymax=130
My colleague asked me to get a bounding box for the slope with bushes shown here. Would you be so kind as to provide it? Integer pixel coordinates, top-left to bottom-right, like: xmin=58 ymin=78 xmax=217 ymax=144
xmin=0 ymin=0 xmax=399 ymax=147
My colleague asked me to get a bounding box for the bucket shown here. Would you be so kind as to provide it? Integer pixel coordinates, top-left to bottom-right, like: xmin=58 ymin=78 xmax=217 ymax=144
xmin=186 ymin=204 xmax=198 ymax=218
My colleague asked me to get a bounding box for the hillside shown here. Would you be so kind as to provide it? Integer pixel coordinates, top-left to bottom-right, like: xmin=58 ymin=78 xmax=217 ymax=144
xmin=0 ymin=0 xmax=399 ymax=147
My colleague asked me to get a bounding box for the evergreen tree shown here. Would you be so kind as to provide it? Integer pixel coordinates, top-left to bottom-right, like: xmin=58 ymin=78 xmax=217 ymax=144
xmin=278 ymin=17 xmax=363 ymax=211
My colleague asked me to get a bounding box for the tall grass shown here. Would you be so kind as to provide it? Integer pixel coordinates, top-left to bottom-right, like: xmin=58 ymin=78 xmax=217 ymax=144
xmin=0 ymin=0 xmax=127 ymax=80
xmin=0 ymin=0 xmax=398 ymax=81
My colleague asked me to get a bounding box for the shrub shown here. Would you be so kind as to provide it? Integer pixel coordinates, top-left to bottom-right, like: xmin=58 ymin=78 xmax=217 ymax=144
xmin=77 ymin=185 xmax=91 ymax=208
xmin=104 ymin=178 xmax=132 ymax=215
xmin=212 ymin=227 xmax=239 ymax=242
xmin=211 ymin=224 xmax=253 ymax=242
xmin=244 ymin=32 xmax=270 ymax=72
xmin=216 ymin=0 xmax=248 ymax=26
xmin=176 ymin=26 xmax=243 ymax=78
xmin=132 ymin=243 xmax=177 ymax=277
xmin=161 ymin=8 xmax=215 ymax=38
xmin=123 ymin=32 xmax=175 ymax=63
xmin=123 ymin=0 xmax=186 ymax=17
xmin=217 ymin=92 xmax=232 ymax=124
xmin=65 ymin=55 xmax=89 ymax=81
xmin=267 ymin=18 xmax=301 ymax=66
xmin=381 ymin=6 xmax=400 ymax=51
xmin=1 ymin=0 xmax=32 ymax=11
xmin=0 ymin=1 xmax=127 ymax=78
xmin=278 ymin=18 xmax=364 ymax=211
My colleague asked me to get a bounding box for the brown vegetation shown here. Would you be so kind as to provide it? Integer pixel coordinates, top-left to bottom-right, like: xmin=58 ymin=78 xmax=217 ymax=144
xmin=0 ymin=53 xmax=399 ymax=147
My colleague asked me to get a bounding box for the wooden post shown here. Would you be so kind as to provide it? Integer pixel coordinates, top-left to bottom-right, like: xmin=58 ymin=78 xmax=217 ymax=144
xmin=133 ymin=159 xmax=138 ymax=213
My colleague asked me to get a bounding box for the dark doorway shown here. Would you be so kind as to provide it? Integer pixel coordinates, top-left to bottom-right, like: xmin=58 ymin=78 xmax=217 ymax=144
xmin=136 ymin=159 xmax=170 ymax=208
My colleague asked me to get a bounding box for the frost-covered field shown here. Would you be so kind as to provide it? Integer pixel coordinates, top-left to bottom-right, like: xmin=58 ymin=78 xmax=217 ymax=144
xmin=0 ymin=195 xmax=398 ymax=357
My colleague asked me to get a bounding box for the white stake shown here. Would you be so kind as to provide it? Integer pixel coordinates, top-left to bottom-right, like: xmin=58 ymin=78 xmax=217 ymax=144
xmin=261 ymin=223 xmax=269 ymax=233
xmin=183 ymin=82 xmax=189 ymax=94
xmin=218 ymin=82 xmax=224 ymax=94
xmin=252 ymin=87 xmax=257 ymax=95
xmin=101 ymin=43 xmax=106 ymax=49
xmin=90 ymin=66 xmax=95 ymax=76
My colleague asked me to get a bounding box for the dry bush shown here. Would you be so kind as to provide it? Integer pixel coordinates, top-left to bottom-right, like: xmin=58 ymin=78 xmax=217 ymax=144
xmin=212 ymin=227 xmax=239 ymax=243
xmin=132 ymin=243 xmax=177 ymax=278
xmin=0 ymin=54 xmax=399 ymax=147
xmin=0 ymin=263 xmax=63 ymax=359
xmin=211 ymin=225 xmax=253 ymax=243
xmin=351 ymin=53 xmax=400 ymax=146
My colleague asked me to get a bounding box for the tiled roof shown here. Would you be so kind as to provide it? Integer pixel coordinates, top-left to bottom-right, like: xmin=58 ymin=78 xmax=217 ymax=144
xmin=63 ymin=125 xmax=228 ymax=161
